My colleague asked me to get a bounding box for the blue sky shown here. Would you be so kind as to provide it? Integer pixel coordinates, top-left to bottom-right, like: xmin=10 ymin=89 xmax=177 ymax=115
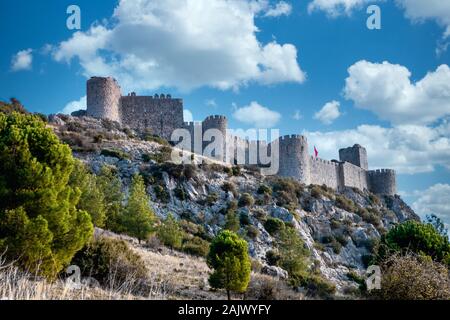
xmin=1 ymin=0 xmax=450 ymax=227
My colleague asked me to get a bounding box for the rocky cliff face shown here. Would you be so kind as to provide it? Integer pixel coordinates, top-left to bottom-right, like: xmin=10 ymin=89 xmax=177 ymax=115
xmin=49 ymin=114 xmax=419 ymax=294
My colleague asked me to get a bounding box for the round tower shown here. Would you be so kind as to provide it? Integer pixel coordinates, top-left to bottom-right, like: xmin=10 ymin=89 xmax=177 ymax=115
xmin=368 ymin=169 xmax=397 ymax=195
xmin=86 ymin=77 xmax=121 ymax=122
xmin=276 ymin=135 xmax=311 ymax=184
xmin=202 ymin=115 xmax=228 ymax=162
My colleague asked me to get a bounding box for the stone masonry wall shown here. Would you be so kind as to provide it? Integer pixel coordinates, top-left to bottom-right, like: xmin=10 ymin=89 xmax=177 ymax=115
xmin=310 ymin=157 xmax=341 ymax=189
xmin=86 ymin=77 xmax=121 ymax=122
xmin=120 ymin=95 xmax=184 ymax=140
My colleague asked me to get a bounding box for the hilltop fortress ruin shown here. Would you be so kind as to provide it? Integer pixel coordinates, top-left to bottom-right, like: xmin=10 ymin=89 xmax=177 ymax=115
xmin=86 ymin=76 xmax=397 ymax=196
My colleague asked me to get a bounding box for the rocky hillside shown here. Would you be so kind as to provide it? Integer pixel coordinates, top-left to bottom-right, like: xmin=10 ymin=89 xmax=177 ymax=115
xmin=48 ymin=114 xmax=419 ymax=296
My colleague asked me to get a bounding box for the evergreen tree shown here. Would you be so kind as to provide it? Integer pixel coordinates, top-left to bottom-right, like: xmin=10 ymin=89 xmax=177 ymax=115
xmin=69 ymin=161 xmax=106 ymax=227
xmin=207 ymin=230 xmax=251 ymax=300
xmin=97 ymin=165 xmax=124 ymax=232
xmin=122 ymin=174 xmax=155 ymax=243
xmin=157 ymin=213 xmax=183 ymax=249
xmin=224 ymin=211 xmax=240 ymax=232
xmin=0 ymin=112 xmax=93 ymax=278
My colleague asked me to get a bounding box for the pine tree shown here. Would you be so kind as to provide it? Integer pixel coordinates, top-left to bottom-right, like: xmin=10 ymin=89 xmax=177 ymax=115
xmin=157 ymin=213 xmax=183 ymax=249
xmin=0 ymin=112 xmax=93 ymax=278
xmin=122 ymin=174 xmax=155 ymax=243
xmin=97 ymin=165 xmax=124 ymax=232
xmin=69 ymin=161 xmax=106 ymax=227
xmin=207 ymin=230 xmax=251 ymax=300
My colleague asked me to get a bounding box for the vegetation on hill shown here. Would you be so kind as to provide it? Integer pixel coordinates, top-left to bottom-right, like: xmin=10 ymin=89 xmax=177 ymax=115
xmin=0 ymin=112 xmax=93 ymax=278
xmin=207 ymin=230 xmax=251 ymax=300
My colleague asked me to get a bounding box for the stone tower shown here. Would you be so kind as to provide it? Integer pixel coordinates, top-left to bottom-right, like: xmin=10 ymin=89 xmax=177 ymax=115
xmin=339 ymin=144 xmax=368 ymax=170
xmin=277 ymin=135 xmax=311 ymax=185
xmin=368 ymin=169 xmax=397 ymax=195
xmin=86 ymin=77 xmax=121 ymax=122
xmin=202 ymin=115 xmax=228 ymax=162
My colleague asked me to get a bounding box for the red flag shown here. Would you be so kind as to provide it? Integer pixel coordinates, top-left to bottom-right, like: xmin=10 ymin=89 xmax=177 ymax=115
xmin=314 ymin=146 xmax=318 ymax=157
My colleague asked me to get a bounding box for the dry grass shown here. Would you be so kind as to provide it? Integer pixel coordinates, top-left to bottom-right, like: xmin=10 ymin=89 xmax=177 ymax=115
xmin=0 ymin=253 xmax=167 ymax=300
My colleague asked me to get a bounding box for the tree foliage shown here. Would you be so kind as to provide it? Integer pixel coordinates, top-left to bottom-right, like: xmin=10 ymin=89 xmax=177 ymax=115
xmin=97 ymin=166 xmax=124 ymax=233
xmin=377 ymin=220 xmax=450 ymax=265
xmin=0 ymin=112 xmax=93 ymax=278
xmin=207 ymin=230 xmax=251 ymax=300
xmin=157 ymin=214 xmax=183 ymax=249
xmin=69 ymin=161 xmax=106 ymax=227
xmin=122 ymin=174 xmax=155 ymax=242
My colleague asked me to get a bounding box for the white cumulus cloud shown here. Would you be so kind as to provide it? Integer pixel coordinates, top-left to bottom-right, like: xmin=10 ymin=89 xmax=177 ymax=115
xmin=314 ymin=100 xmax=341 ymax=124
xmin=344 ymin=61 xmax=450 ymax=125
xmin=58 ymin=96 xmax=87 ymax=114
xmin=11 ymin=49 xmax=33 ymax=71
xmin=308 ymin=0 xmax=377 ymax=17
xmin=233 ymin=101 xmax=281 ymax=128
xmin=412 ymin=183 xmax=450 ymax=228
xmin=52 ymin=0 xmax=305 ymax=92
xmin=396 ymin=0 xmax=450 ymax=38
xmin=264 ymin=1 xmax=292 ymax=17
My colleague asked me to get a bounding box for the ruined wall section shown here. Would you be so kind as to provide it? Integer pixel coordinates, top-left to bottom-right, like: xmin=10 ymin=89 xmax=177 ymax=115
xmin=120 ymin=94 xmax=183 ymax=140
xmin=86 ymin=77 xmax=121 ymax=122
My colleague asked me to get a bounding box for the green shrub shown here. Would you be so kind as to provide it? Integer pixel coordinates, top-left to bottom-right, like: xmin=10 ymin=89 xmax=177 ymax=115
xmin=377 ymin=220 xmax=450 ymax=265
xmin=302 ymin=274 xmax=336 ymax=299
xmin=142 ymin=153 xmax=152 ymax=162
xmin=225 ymin=211 xmax=240 ymax=232
xmin=207 ymin=230 xmax=251 ymax=300
xmin=239 ymin=213 xmax=251 ymax=226
xmin=266 ymin=250 xmax=281 ymax=266
xmin=373 ymin=253 xmax=450 ymax=300
xmin=154 ymin=185 xmax=170 ymax=203
xmin=157 ymin=214 xmax=184 ymax=249
xmin=238 ymin=193 xmax=255 ymax=208
xmin=246 ymin=225 xmax=259 ymax=239
xmin=264 ymin=217 xmax=285 ymax=236
xmin=182 ymin=236 xmax=210 ymax=257
xmin=71 ymin=237 xmax=148 ymax=291
xmin=335 ymin=195 xmax=357 ymax=212
xmin=232 ymin=166 xmax=241 ymax=176
xmin=206 ymin=192 xmax=219 ymax=205
xmin=257 ymin=184 xmax=272 ymax=195
xmin=101 ymin=148 xmax=129 ymax=160
xmin=150 ymin=145 xmax=172 ymax=163
xmin=0 ymin=112 xmax=93 ymax=278
xmin=174 ymin=186 xmax=187 ymax=201
xmin=222 ymin=182 xmax=237 ymax=197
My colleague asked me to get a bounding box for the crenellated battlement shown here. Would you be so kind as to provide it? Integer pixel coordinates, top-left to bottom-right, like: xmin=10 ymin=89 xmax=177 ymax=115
xmin=85 ymin=76 xmax=397 ymax=196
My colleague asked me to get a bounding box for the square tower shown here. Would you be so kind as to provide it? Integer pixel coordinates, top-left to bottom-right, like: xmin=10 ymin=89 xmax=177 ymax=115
xmin=339 ymin=144 xmax=368 ymax=170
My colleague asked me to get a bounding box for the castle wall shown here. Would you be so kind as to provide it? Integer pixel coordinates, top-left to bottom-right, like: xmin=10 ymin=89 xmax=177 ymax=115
xmin=120 ymin=95 xmax=183 ymax=140
xmin=310 ymin=157 xmax=341 ymax=189
xmin=85 ymin=77 xmax=397 ymax=196
xmin=368 ymin=169 xmax=396 ymax=195
xmin=86 ymin=77 xmax=121 ymax=122
xmin=340 ymin=162 xmax=369 ymax=191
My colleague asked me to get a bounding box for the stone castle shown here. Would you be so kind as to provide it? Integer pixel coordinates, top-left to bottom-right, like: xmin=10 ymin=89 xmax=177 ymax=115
xmin=86 ymin=76 xmax=397 ymax=196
